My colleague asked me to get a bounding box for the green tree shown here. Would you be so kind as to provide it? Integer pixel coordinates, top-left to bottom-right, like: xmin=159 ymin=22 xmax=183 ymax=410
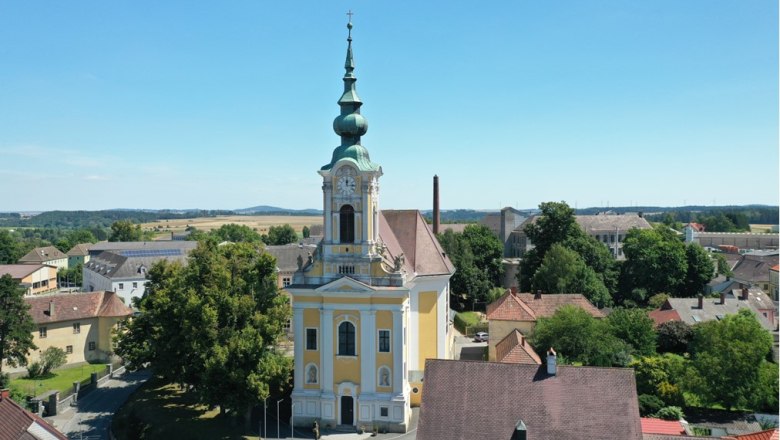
xmin=656 ymin=320 xmax=692 ymax=354
xmin=531 ymin=305 xmax=629 ymax=367
xmin=630 ymin=354 xmax=688 ymax=407
xmin=109 ymin=220 xmax=145 ymax=242
xmin=209 ymin=224 xmax=263 ymax=243
xmin=266 ymin=224 xmax=298 ymax=245
xmin=714 ymin=253 xmax=733 ymax=277
xmin=115 ymin=239 xmax=291 ymax=427
xmin=531 ymin=244 xmax=611 ymax=308
xmin=55 ymin=229 xmax=98 ymax=253
xmin=0 ymin=274 xmax=37 ymax=375
xmin=680 ymin=244 xmax=715 ymax=297
xmin=0 ymin=230 xmax=23 ymax=264
xmin=620 ymin=226 xmax=687 ymax=298
xmin=302 ymin=226 xmax=310 ymax=238
xmin=437 ymin=229 xmax=494 ymax=308
xmin=39 ymin=346 xmax=67 ymax=375
xmin=753 ymin=360 xmax=779 ymax=412
xmin=462 ymin=224 xmax=504 ymax=286
xmin=606 ymin=308 xmax=657 ymax=356
xmin=689 ymin=309 xmax=773 ymax=410
xmin=58 ymin=264 xmax=83 ymax=288
xmin=520 ymin=201 xmax=580 ymax=291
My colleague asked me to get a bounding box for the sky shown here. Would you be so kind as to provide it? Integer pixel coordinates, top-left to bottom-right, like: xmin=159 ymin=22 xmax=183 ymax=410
xmin=0 ymin=1 xmax=777 ymax=212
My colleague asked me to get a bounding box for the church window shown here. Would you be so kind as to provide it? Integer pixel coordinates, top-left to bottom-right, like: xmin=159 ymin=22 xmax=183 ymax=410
xmin=380 ymin=407 xmax=388 ymax=417
xmin=306 ymin=328 xmax=318 ymax=350
xmin=338 ymin=265 xmax=355 ymax=275
xmin=339 ymin=205 xmax=355 ymax=244
xmin=378 ymin=330 xmax=390 ymax=352
xmin=338 ymin=321 xmax=356 ymax=356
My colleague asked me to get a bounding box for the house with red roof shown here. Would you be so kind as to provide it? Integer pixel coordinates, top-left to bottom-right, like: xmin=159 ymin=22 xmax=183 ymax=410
xmin=485 ymin=290 xmax=604 ymax=361
xmin=0 ymin=389 xmax=67 ymax=439
xmin=641 ymin=417 xmax=687 ymax=436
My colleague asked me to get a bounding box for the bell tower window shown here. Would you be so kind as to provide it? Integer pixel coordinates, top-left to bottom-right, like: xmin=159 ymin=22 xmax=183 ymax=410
xmin=340 ymin=204 xmax=355 ymax=244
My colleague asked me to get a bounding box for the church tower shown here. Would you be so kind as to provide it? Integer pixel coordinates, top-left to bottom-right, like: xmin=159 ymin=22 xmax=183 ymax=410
xmin=288 ymin=18 xmax=454 ymax=433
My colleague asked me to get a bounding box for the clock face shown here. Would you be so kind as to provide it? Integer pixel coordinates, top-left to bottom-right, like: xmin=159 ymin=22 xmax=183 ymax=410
xmin=337 ymin=175 xmax=356 ymax=195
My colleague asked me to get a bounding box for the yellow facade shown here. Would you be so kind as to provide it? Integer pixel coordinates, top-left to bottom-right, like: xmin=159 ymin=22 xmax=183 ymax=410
xmin=487 ymin=319 xmax=535 ymax=361
xmin=417 ymin=291 xmax=438 ymax=371
xmin=31 ymin=316 xmax=121 ymax=366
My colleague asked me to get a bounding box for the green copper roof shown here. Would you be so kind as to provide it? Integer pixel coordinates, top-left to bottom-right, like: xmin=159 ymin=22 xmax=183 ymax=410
xmin=322 ymin=20 xmax=380 ymax=172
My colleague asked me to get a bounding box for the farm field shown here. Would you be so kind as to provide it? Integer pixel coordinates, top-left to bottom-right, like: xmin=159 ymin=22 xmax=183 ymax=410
xmin=142 ymin=215 xmax=322 ymax=236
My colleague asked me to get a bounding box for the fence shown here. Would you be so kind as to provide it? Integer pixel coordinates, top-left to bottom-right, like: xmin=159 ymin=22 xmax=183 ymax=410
xmin=39 ymin=362 xmax=126 ymax=417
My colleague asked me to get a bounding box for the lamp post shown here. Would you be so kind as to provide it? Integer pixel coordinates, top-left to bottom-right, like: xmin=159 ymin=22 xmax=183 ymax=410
xmin=290 ymin=402 xmax=296 ymax=439
xmin=276 ymin=399 xmax=283 ymax=440
xmin=263 ymin=397 xmax=267 ymax=439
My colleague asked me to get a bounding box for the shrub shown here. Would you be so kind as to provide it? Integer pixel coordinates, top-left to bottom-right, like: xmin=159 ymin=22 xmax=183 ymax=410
xmin=656 ymin=406 xmax=684 ymax=421
xmin=40 ymin=347 xmax=67 ymax=375
xmin=638 ymin=394 xmax=664 ymax=416
xmin=656 ymin=320 xmax=692 ymax=354
xmin=27 ymin=361 xmax=44 ymax=378
xmin=648 ymin=293 xmax=669 ymax=309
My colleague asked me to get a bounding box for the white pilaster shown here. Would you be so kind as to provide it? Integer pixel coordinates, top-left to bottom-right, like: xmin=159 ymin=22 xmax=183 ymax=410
xmin=392 ymin=309 xmax=404 ymax=396
xmin=362 ymin=184 xmax=370 ymax=244
xmin=293 ymin=307 xmax=305 ymax=390
xmin=360 ymin=310 xmax=376 ymax=394
xmin=321 ymin=309 xmax=334 ymax=395
xmin=332 ymin=213 xmax=339 ymax=243
xmin=324 ymin=185 xmax=332 ymax=243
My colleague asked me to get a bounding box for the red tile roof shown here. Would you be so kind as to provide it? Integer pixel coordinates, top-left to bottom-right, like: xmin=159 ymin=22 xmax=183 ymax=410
xmin=727 ymin=429 xmax=780 ymax=440
xmin=770 ymin=264 xmax=779 ymax=272
xmin=486 ymin=291 xmax=536 ymax=321
xmin=648 ymin=309 xmax=682 ymax=326
xmin=641 ymin=418 xmax=686 ymax=435
xmin=0 ymin=390 xmax=68 ymax=439
xmin=25 ymin=291 xmax=133 ymax=324
xmin=418 ymin=359 xmax=642 ymax=440
xmin=18 ymin=246 xmax=67 ymax=264
xmin=495 ymin=329 xmax=541 ymax=365
xmin=517 ymin=293 xmax=605 ymax=318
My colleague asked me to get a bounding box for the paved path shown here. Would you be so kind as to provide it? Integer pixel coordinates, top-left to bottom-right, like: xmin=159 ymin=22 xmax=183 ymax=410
xmin=46 ymin=369 xmax=151 ymax=440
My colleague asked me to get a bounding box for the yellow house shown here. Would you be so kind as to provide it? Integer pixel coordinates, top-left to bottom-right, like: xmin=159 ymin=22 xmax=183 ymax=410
xmin=286 ymin=21 xmax=454 ymax=433
xmin=24 ymin=291 xmax=133 ymax=367
xmin=0 ymin=264 xmax=58 ymax=296
xmin=18 ymin=246 xmax=68 ymax=271
xmin=486 ymin=291 xmax=604 ymax=361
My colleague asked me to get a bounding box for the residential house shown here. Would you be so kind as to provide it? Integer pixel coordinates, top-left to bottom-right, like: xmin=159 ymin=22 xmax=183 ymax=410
xmin=649 ymin=291 xmax=776 ymax=332
xmin=494 ymin=329 xmax=541 ymax=365
xmin=66 ymin=243 xmax=92 ymax=268
xmin=18 ymin=246 xmax=68 ymax=271
xmin=0 ymin=264 xmax=58 ymax=296
xmin=0 ymin=389 xmax=68 ymax=440
xmin=24 ymin=291 xmax=132 ymax=368
xmin=485 ymin=290 xmax=604 ymax=361
xmin=641 ymin=417 xmax=687 ymax=436
xmin=264 ymin=243 xmax=318 ymax=289
xmin=417 ymin=356 xmax=643 ymax=440
xmin=82 ymin=241 xmax=197 ymax=304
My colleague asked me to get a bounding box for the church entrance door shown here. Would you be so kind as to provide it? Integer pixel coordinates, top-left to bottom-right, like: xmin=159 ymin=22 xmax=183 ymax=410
xmin=340 ymin=395 xmax=354 ymax=426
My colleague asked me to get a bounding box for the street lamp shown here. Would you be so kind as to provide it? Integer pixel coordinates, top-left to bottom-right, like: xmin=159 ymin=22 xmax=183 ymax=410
xmin=290 ymin=402 xmax=296 ymax=439
xmin=276 ymin=399 xmax=283 ymax=440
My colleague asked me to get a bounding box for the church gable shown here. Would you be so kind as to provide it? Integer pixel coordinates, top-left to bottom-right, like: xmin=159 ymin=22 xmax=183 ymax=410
xmin=316 ymin=276 xmax=377 ymax=294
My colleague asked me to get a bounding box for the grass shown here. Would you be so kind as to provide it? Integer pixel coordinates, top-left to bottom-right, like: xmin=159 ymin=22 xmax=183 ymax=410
xmin=454 ymin=311 xmax=485 ymax=334
xmin=11 ymin=363 xmax=108 ymax=397
xmin=113 ymin=377 xmax=259 ymax=440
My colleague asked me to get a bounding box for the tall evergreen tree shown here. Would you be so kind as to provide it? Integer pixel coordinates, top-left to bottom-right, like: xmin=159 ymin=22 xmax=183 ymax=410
xmin=0 ymin=274 xmax=37 ymax=380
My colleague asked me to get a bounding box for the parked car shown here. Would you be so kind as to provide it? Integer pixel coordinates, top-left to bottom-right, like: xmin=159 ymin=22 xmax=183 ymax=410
xmin=474 ymin=332 xmax=488 ymax=342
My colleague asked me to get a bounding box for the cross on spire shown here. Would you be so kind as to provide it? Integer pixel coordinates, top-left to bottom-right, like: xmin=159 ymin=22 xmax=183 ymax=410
xmin=346 ymin=10 xmax=354 ymax=21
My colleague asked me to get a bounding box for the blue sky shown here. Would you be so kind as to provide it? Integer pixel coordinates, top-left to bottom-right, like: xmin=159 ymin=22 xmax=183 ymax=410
xmin=0 ymin=1 xmax=777 ymax=211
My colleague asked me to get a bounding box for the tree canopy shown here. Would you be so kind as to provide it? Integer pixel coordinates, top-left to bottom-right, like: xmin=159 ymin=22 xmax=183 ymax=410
xmin=531 ymin=244 xmax=611 ymax=308
xmin=109 ymin=220 xmax=147 ymax=242
xmin=606 ymin=308 xmax=657 ymax=356
xmin=437 ymin=224 xmax=503 ymax=308
xmin=265 ymin=224 xmax=298 ymax=245
xmin=0 ymin=275 xmax=37 ymax=377
xmin=115 ymin=239 xmax=292 ymax=423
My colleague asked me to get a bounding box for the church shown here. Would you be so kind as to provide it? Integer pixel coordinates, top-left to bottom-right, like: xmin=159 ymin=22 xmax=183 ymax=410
xmin=287 ymin=19 xmax=455 ymax=432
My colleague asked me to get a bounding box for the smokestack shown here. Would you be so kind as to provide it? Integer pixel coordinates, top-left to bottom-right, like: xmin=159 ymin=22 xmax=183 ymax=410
xmin=546 ymin=348 xmax=557 ymax=376
xmin=433 ymin=175 xmax=440 ymax=235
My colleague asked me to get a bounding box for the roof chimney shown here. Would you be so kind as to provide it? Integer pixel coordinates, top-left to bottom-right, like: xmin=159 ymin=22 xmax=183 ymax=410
xmin=511 ymin=420 xmax=527 ymax=440
xmin=697 ymin=294 xmax=704 ymax=309
xmin=48 ymin=300 xmax=54 ymax=317
xmin=0 ymin=389 xmax=9 ymax=400
xmin=534 ymin=290 xmax=542 ymax=300
xmin=433 ymin=175 xmax=440 ymax=235
xmin=546 ymin=348 xmax=557 ymax=376
xmin=741 ymin=287 xmax=749 ymax=301
xmin=720 ymin=291 xmax=726 ymax=305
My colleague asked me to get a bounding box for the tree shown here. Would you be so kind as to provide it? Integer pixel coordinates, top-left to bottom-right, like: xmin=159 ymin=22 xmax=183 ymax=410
xmin=656 ymin=320 xmax=692 ymax=354
xmin=630 ymin=354 xmax=687 ymax=407
xmin=302 ymin=226 xmax=310 ymax=238
xmin=109 ymin=220 xmax=145 ymax=242
xmin=55 ymin=229 xmax=98 ymax=253
xmin=606 ymin=308 xmax=656 ymax=356
xmin=115 ymin=239 xmax=291 ymax=427
xmin=266 ymin=224 xmax=298 ymax=245
xmin=620 ymin=226 xmax=687 ymax=298
xmin=520 ymin=202 xmax=580 ymax=291
xmin=688 ymin=309 xmax=773 ymax=410
xmin=209 ymin=224 xmax=263 ymax=243
xmin=531 ymin=305 xmax=630 ymax=367
xmin=714 ymin=253 xmax=733 ymax=277
xmin=40 ymin=347 xmax=67 ymax=375
xmin=461 ymin=224 xmax=504 ymax=286
xmin=0 ymin=230 xmax=23 ymax=264
xmin=0 ymin=274 xmax=37 ymax=376
xmin=437 ymin=228 xmax=494 ymax=308
xmin=679 ymin=244 xmax=715 ymax=297
xmin=532 ymin=244 xmax=611 ymax=307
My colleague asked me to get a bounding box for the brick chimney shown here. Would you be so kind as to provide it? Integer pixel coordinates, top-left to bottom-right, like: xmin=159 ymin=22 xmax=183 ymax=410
xmin=432 ymin=175 xmax=440 ymax=235
xmin=534 ymin=290 xmax=542 ymax=300
xmin=546 ymin=348 xmax=557 ymax=376
xmin=720 ymin=291 xmax=726 ymax=305
xmin=741 ymin=287 xmax=749 ymax=301
xmin=697 ymin=294 xmax=704 ymax=309
xmin=0 ymin=389 xmax=9 ymax=400
xmin=511 ymin=420 xmax=527 ymax=440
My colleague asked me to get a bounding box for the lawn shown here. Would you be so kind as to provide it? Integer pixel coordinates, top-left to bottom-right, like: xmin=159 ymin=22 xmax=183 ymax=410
xmin=11 ymin=363 xmax=109 ymax=397
xmin=112 ymin=377 xmax=261 ymax=440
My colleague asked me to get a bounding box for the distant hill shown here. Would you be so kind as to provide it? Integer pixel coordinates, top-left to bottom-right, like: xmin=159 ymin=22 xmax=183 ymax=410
xmin=235 ymin=205 xmax=322 ymax=215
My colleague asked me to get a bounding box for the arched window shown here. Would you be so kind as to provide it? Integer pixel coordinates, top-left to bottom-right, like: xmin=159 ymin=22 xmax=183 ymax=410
xmin=338 ymin=321 xmax=356 ymax=356
xmin=339 ymin=205 xmax=355 ymax=244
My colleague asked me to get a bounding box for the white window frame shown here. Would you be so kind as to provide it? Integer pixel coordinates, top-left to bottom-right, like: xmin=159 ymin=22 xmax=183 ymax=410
xmin=377 ymin=329 xmax=391 ymax=353
xmin=305 ymin=327 xmax=318 ymax=351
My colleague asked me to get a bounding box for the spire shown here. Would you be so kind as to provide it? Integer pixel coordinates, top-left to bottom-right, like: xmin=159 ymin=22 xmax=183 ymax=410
xmin=323 ymin=14 xmax=379 ymax=172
